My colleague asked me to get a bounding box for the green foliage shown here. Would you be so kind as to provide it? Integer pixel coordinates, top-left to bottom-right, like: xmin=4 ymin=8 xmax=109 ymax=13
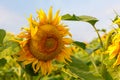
xmin=64 ymin=56 xmax=103 ymax=80
xmin=104 ymin=29 xmax=116 ymax=50
xmin=73 ymin=41 xmax=86 ymax=49
xmin=101 ymin=65 xmax=113 ymax=80
xmin=97 ymin=29 xmax=106 ymax=33
xmin=62 ymin=14 xmax=98 ymax=26
xmin=103 ymin=56 xmax=120 ymax=80
xmin=0 ymin=12 xmax=120 ymax=80
xmin=0 ymin=58 xmax=7 ymax=67
xmin=24 ymin=64 xmax=38 ymax=76
xmin=0 ymin=32 xmax=22 ymax=80
xmin=85 ymin=38 xmax=101 ymax=54
xmin=0 ymin=33 xmax=20 ymax=61
xmin=0 ymin=29 xmax=6 ymax=46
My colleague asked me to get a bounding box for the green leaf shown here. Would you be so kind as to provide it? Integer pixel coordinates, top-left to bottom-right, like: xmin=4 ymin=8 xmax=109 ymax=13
xmin=78 ymin=15 xmax=98 ymax=26
xmin=101 ymin=65 xmax=113 ymax=80
xmin=85 ymin=38 xmax=101 ymax=54
xmin=24 ymin=64 xmax=38 ymax=76
xmin=0 ymin=29 xmax=6 ymax=46
xmin=69 ymin=57 xmax=89 ymax=71
xmin=62 ymin=14 xmax=98 ymax=26
xmin=0 ymin=32 xmax=21 ymax=57
xmin=112 ymin=14 xmax=119 ymax=22
xmin=67 ymin=57 xmax=102 ymax=80
xmin=0 ymin=58 xmax=7 ymax=67
xmin=73 ymin=41 xmax=86 ymax=49
xmin=0 ymin=41 xmax=21 ymax=58
xmin=61 ymin=14 xmax=79 ymax=21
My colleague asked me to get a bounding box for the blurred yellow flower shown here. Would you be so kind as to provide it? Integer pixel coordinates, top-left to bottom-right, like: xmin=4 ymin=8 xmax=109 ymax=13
xmin=107 ymin=30 xmax=120 ymax=67
xmin=17 ymin=7 xmax=73 ymax=75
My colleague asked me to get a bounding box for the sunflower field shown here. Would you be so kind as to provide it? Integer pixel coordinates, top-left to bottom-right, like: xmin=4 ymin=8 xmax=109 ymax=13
xmin=1 ymin=7 xmax=120 ymax=80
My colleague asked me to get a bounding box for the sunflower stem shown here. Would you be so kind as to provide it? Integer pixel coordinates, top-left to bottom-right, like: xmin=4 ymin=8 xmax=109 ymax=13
xmin=92 ymin=25 xmax=105 ymax=77
xmin=90 ymin=54 xmax=99 ymax=74
xmin=92 ymin=25 xmax=104 ymax=49
xmin=92 ymin=25 xmax=104 ymax=62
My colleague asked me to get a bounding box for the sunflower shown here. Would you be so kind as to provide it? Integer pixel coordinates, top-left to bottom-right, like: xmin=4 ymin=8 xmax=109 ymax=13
xmin=17 ymin=7 xmax=73 ymax=75
xmin=107 ymin=29 xmax=120 ymax=67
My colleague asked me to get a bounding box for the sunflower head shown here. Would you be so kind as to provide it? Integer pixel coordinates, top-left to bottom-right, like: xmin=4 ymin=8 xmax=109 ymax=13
xmin=107 ymin=29 xmax=120 ymax=67
xmin=17 ymin=7 xmax=73 ymax=75
xmin=29 ymin=24 xmax=63 ymax=61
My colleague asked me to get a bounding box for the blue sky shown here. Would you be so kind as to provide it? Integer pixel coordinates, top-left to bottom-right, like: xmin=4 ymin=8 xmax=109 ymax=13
xmin=0 ymin=0 xmax=120 ymax=42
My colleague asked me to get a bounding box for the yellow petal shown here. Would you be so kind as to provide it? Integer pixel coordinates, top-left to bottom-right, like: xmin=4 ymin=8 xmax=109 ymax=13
xmin=35 ymin=61 xmax=41 ymax=73
xmin=22 ymin=60 xmax=34 ymax=66
xmin=41 ymin=61 xmax=52 ymax=75
xmin=41 ymin=61 xmax=47 ymax=75
xmin=116 ymin=54 xmax=120 ymax=65
xmin=37 ymin=9 xmax=47 ymax=24
xmin=46 ymin=61 xmax=52 ymax=74
xmin=63 ymin=38 xmax=73 ymax=44
xmin=114 ymin=18 xmax=120 ymax=26
xmin=53 ymin=17 xmax=61 ymax=26
xmin=28 ymin=15 xmax=34 ymax=37
xmin=108 ymin=43 xmax=119 ymax=59
xmin=28 ymin=15 xmax=38 ymax=38
xmin=52 ymin=10 xmax=61 ymax=25
xmin=113 ymin=53 xmax=120 ymax=67
xmin=32 ymin=59 xmax=38 ymax=72
xmin=62 ymin=49 xmax=72 ymax=62
xmin=64 ymin=47 xmax=73 ymax=56
xmin=55 ymin=53 xmax=66 ymax=63
xmin=20 ymin=40 xmax=28 ymax=47
xmin=48 ymin=7 xmax=53 ymax=23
